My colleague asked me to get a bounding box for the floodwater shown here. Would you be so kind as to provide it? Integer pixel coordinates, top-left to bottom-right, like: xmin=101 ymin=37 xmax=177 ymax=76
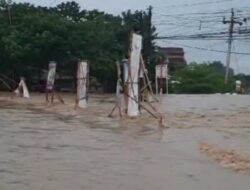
xmin=0 ymin=93 xmax=250 ymax=190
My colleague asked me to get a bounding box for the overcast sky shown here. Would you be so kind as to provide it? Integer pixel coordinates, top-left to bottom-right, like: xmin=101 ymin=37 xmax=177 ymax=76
xmin=15 ymin=0 xmax=250 ymax=74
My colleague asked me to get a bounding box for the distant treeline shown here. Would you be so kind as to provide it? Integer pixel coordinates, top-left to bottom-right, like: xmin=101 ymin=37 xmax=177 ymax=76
xmin=171 ymin=61 xmax=250 ymax=94
xmin=0 ymin=1 xmax=157 ymax=92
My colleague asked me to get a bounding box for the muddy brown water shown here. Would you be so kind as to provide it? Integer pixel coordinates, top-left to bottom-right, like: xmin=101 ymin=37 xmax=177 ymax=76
xmin=0 ymin=94 xmax=250 ymax=190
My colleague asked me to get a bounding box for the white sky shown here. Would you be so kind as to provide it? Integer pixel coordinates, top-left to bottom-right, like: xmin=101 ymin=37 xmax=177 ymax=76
xmin=14 ymin=0 xmax=250 ymax=74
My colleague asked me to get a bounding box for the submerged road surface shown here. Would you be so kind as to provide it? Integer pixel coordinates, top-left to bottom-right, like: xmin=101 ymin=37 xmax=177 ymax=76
xmin=0 ymin=94 xmax=250 ymax=190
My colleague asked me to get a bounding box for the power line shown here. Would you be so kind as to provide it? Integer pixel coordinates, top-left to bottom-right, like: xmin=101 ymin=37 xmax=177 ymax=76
xmin=156 ymin=35 xmax=250 ymax=40
xmin=156 ymin=23 xmax=250 ymax=41
xmin=161 ymin=40 xmax=250 ymax=56
xmin=154 ymin=9 xmax=250 ymax=27
xmin=155 ymin=0 xmax=234 ymax=9
xmin=237 ymin=40 xmax=250 ymax=46
xmin=154 ymin=9 xmax=250 ymax=38
xmin=156 ymin=10 xmax=232 ymax=17
xmin=155 ymin=7 xmax=250 ymax=75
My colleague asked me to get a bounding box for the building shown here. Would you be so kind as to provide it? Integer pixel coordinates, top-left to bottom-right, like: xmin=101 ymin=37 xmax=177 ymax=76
xmin=157 ymin=47 xmax=187 ymax=72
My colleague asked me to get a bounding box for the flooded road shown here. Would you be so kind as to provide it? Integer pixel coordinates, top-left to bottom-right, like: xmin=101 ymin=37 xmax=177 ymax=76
xmin=0 ymin=94 xmax=250 ymax=190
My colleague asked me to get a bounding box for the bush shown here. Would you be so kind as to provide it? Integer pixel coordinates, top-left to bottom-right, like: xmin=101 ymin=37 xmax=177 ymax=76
xmin=172 ymin=62 xmax=234 ymax=94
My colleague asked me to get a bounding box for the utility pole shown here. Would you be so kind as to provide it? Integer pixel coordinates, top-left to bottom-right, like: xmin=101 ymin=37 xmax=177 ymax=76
xmin=223 ymin=8 xmax=242 ymax=84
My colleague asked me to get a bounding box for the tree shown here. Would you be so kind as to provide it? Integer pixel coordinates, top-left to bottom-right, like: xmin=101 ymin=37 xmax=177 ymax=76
xmin=122 ymin=6 xmax=157 ymax=60
xmin=0 ymin=1 xmax=157 ymax=92
xmin=56 ymin=1 xmax=81 ymax=21
xmin=208 ymin=61 xmax=234 ymax=76
xmin=172 ymin=62 xmax=235 ymax=94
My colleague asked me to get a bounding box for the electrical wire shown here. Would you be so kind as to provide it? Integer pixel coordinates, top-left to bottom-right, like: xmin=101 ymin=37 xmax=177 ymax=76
xmin=161 ymin=40 xmax=250 ymax=55
xmin=155 ymin=0 xmax=234 ymax=9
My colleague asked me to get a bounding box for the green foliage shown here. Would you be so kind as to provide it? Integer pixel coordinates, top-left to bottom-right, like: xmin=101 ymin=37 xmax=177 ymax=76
xmin=122 ymin=6 xmax=157 ymax=59
xmin=172 ymin=61 xmax=235 ymax=94
xmin=0 ymin=1 xmax=157 ymax=92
